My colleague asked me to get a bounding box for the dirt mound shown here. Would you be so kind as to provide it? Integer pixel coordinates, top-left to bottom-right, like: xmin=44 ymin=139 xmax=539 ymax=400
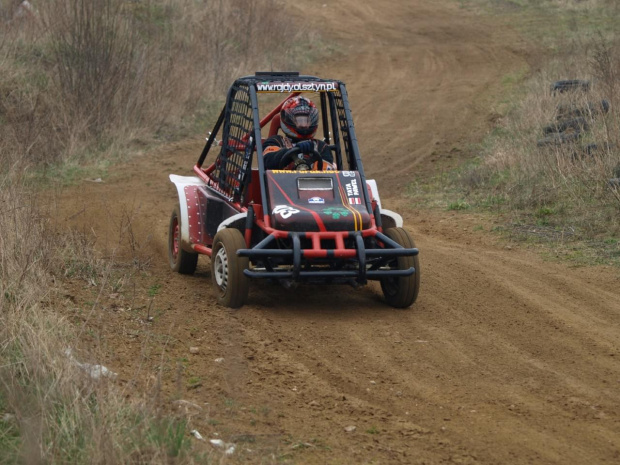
xmin=58 ymin=1 xmax=620 ymax=463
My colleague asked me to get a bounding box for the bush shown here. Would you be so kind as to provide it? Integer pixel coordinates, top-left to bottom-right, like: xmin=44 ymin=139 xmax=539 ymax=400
xmin=0 ymin=0 xmax=311 ymax=168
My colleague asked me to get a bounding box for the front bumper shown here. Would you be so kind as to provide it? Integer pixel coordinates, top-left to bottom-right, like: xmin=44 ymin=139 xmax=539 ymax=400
xmin=237 ymin=229 xmax=418 ymax=284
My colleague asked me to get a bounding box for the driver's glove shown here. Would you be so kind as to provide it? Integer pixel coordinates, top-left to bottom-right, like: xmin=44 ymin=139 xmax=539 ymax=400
xmin=296 ymin=140 xmax=314 ymax=153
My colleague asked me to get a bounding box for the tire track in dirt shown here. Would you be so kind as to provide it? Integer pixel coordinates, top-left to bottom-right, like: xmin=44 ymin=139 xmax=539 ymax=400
xmin=57 ymin=0 xmax=620 ymax=463
xmin=289 ymin=0 xmax=528 ymax=194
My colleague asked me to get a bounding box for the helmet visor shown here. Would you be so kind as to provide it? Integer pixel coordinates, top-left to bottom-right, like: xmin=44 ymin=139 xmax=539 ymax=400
xmin=294 ymin=114 xmax=311 ymax=130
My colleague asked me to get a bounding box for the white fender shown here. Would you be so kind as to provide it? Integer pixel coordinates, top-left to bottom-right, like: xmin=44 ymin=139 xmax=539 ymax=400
xmin=169 ymin=174 xmax=206 ymax=246
xmin=217 ymin=212 xmax=247 ymax=232
xmin=366 ymin=179 xmax=403 ymax=229
xmin=366 ymin=179 xmax=382 ymax=208
xmin=380 ymin=209 xmax=403 ymax=229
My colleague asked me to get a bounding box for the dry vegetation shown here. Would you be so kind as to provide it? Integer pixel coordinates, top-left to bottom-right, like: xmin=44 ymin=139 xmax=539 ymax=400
xmin=477 ymin=45 xmax=620 ymax=227
xmin=0 ymin=0 xmax=313 ymax=462
xmin=0 ymin=0 xmax=313 ymax=169
xmin=428 ymin=0 xmax=620 ymax=263
xmin=0 ymin=176 xmax=197 ymax=463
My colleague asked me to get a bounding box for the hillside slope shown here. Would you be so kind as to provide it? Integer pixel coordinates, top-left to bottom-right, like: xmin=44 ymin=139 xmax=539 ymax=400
xmin=58 ymin=1 xmax=620 ymax=463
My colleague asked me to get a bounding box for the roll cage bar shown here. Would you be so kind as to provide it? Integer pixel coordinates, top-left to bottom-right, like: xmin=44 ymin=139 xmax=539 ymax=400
xmin=193 ymin=72 xmax=371 ymax=218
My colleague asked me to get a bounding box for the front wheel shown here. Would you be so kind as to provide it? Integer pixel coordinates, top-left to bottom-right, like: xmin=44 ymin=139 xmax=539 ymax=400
xmin=211 ymin=228 xmax=249 ymax=308
xmin=380 ymin=227 xmax=420 ymax=308
xmin=168 ymin=206 xmax=198 ymax=274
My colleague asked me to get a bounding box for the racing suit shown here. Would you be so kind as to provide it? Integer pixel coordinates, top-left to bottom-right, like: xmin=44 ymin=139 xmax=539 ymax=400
xmin=262 ymin=135 xmax=333 ymax=170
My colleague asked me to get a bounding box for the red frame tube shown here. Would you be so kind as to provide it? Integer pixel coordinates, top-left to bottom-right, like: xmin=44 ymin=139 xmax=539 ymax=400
xmin=193 ymin=244 xmax=212 ymax=257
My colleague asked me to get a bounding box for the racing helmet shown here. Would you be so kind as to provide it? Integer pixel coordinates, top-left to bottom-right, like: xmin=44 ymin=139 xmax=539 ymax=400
xmin=280 ymin=96 xmax=319 ymax=139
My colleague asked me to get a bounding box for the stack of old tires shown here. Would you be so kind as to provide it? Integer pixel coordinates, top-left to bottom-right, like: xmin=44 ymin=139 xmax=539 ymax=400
xmin=537 ymin=79 xmax=619 ymax=187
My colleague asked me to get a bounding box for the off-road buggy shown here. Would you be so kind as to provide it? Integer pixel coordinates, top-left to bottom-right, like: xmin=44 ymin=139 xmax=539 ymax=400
xmin=168 ymin=72 xmax=419 ymax=308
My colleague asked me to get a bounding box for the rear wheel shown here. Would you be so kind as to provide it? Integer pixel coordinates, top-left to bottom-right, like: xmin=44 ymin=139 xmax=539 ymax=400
xmin=168 ymin=206 xmax=198 ymax=274
xmin=211 ymin=228 xmax=249 ymax=308
xmin=380 ymin=227 xmax=420 ymax=308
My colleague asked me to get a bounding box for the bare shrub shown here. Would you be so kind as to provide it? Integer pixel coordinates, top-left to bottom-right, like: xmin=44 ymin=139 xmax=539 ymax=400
xmin=46 ymin=0 xmax=136 ymax=140
xmin=0 ymin=0 xmax=311 ymax=167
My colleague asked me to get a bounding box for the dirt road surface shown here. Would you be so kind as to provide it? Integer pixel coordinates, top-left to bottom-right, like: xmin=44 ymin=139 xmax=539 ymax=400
xmin=58 ymin=1 xmax=620 ymax=463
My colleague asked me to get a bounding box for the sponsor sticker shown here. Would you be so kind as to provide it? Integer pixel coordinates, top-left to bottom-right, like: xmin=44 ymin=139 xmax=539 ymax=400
xmin=348 ymin=197 xmax=362 ymax=205
xmin=257 ymin=81 xmax=339 ymax=93
xmin=308 ymin=197 xmax=325 ymax=204
xmin=322 ymin=207 xmax=350 ymax=219
xmin=273 ymin=205 xmax=300 ymax=219
xmin=345 ymin=179 xmax=359 ymax=197
xmin=342 ymin=171 xmax=355 ymax=177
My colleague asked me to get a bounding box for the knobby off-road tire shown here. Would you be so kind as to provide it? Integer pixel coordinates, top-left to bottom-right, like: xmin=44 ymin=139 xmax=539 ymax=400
xmin=380 ymin=227 xmax=420 ymax=308
xmin=168 ymin=206 xmax=198 ymax=275
xmin=211 ymin=228 xmax=249 ymax=308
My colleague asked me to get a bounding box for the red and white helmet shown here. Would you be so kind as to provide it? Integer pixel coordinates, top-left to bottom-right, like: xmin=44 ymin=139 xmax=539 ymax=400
xmin=280 ymin=96 xmax=319 ymax=139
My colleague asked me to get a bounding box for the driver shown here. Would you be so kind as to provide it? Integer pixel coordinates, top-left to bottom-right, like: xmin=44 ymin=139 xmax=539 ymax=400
xmin=263 ymin=96 xmax=334 ymax=170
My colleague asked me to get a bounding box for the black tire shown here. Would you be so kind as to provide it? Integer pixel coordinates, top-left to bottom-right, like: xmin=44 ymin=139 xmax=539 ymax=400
xmin=575 ymin=142 xmax=614 ymax=160
xmin=380 ymin=227 xmax=420 ymax=308
xmin=211 ymin=228 xmax=249 ymax=308
xmin=550 ymin=79 xmax=590 ymax=95
xmin=168 ymin=206 xmax=198 ymax=274
xmin=543 ymin=117 xmax=589 ymax=135
xmin=556 ymin=99 xmax=610 ymax=120
xmin=537 ymin=131 xmax=582 ymax=147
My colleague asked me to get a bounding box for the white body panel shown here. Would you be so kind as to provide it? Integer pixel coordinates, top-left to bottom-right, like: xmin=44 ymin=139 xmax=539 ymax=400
xmin=169 ymin=174 xmax=206 ymax=246
xmin=366 ymin=179 xmax=403 ymax=229
xmin=217 ymin=212 xmax=247 ymax=232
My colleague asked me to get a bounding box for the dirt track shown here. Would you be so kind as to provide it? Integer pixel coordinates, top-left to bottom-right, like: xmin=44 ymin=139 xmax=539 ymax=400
xmin=59 ymin=1 xmax=620 ymax=463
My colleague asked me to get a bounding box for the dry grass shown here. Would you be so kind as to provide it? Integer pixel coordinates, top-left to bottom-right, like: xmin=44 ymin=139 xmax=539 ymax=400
xmin=0 ymin=166 xmax=208 ymax=463
xmin=475 ymin=39 xmax=620 ymax=234
xmin=0 ymin=0 xmax=314 ymax=169
xmin=408 ymin=0 xmax=620 ymax=264
xmin=457 ymin=0 xmax=620 ymax=51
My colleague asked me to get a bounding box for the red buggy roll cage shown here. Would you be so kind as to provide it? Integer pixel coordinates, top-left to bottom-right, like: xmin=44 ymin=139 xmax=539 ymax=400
xmin=185 ymin=72 xmax=417 ymax=284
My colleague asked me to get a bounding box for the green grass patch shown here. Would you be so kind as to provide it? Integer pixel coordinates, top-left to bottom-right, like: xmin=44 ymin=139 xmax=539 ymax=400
xmin=455 ymin=0 xmax=620 ymax=40
xmin=0 ymin=393 xmax=21 ymax=464
xmin=447 ymin=200 xmax=472 ymax=211
xmin=143 ymin=417 xmax=190 ymax=459
xmin=147 ymin=284 xmax=162 ymax=298
xmin=29 ymin=158 xmax=111 ymax=188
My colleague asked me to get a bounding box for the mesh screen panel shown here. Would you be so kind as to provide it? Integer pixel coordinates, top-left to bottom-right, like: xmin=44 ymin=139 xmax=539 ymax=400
xmin=212 ymin=81 xmax=255 ymax=202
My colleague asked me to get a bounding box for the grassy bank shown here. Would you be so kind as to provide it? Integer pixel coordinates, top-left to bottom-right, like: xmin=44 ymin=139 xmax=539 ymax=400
xmin=420 ymin=0 xmax=620 ymax=265
xmin=0 ymin=172 xmax=203 ymax=463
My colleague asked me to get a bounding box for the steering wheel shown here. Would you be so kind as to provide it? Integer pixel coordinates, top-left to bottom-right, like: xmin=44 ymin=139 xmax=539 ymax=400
xmin=278 ymin=147 xmax=324 ymax=171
